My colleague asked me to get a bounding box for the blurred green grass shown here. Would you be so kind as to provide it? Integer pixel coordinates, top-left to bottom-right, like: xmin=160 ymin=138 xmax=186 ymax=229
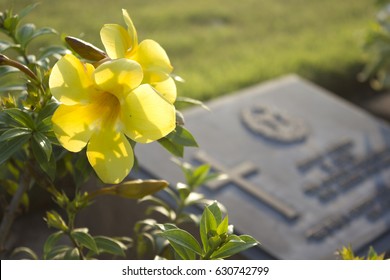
xmin=1 ymin=0 xmax=378 ymax=103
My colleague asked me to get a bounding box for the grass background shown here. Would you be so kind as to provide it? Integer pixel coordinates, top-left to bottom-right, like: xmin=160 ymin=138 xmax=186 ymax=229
xmin=1 ymin=0 xmax=379 ymax=105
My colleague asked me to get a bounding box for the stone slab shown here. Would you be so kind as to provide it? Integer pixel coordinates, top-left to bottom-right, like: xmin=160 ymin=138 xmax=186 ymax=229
xmin=131 ymin=75 xmax=390 ymax=259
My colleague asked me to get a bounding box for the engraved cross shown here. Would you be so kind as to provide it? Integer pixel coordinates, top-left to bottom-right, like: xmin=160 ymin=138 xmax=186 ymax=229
xmin=194 ymin=151 xmax=299 ymax=221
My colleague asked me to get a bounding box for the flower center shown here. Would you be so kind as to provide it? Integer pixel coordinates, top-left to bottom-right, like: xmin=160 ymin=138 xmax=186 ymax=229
xmin=93 ymin=91 xmax=121 ymax=129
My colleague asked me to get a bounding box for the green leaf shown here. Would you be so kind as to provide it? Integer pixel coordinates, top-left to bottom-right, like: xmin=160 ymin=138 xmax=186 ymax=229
xmin=337 ymin=245 xmax=362 ymax=260
xmin=146 ymin=205 xmax=175 ymax=220
xmin=0 ymin=111 xmax=19 ymax=127
xmin=165 ymin=126 xmax=198 ymax=147
xmin=134 ymin=219 xmax=157 ymax=234
xmin=16 ymin=23 xmax=36 ymax=48
xmin=0 ymin=65 xmax=19 ymax=75
xmin=63 ymin=248 xmax=80 ymax=260
xmin=71 ymin=152 xmax=93 ymax=187
xmin=3 ymin=16 xmax=18 ymax=32
xmin=18 ymin=3 xmax=40 ymax=19
xmin=170 ymin=242 xmax=195 ymax=260
xmin=164 ymin=187 xmax=181 ymax=205
xmin=32 ymin=132 xmax=52 ymax=161
xmin=136 ymin=232 xmax=155 ymax=259
xmin=210 ymin=235 xmax=259 ymax=259
xmin=159 ymin=228 xmax=202 ymax=259
xmin=200 ymin=206 xmax=218 ymax=252
xmin=0 ymin=133 xmax=30 ymax=165
xmin=31 ymin=27 xmax=57 ymax=41
xmin=177 ymin=161 xmax=219 ymax=189
xmin=139 ymin=196 xmax=171 ymax=211
xmin=94 ymin=236 xmax=126 ymax=257
xmin=36 ymin=117 xmax=53 ymax=134
xmin=114 ymin=236 xmax=133 ymax=247
xmin=65 ymin=36 xmax=107 ymax=61
xmin=177 ymin=182 xmax=191 ymax=201
xmin=171 ymin=74 xmax=185 ymax=83
xmin=208 ymin=201 xmax=222 ymax=224
xmin=16 ymin=23 xmax=56 ymax=49
xmin=0 ymin=41 xmax=19 ymax=52
xmin=38 ymin=149 xmax=56 ymax=181
xmin=156 ymin=223 xmax=179 ymax=231
xmin=184 ymin=192 xmax=205 ymax=206
xmin=367 ymin=246 xmax=379 ymax=260
xmin=0 ymin=85 xmax=26 ymax=93
xmin=175 ymin=96 xmax=210 ymax=111
xmin=176 ymin=213 xmax=200 ymax=225
xmin=3 ymin=108 xmax=35 ymax=129
xmin=175 ymin=110 xmax=185 ymax=125
xmin=0 ymin=127 xmax=31 ymax=142
xmin=187 ymin=164 xmax=211 ymax=188
xmin=46 ymin=245 xmax=70 ymax=260
xmin=11 ymin=247 xmax=38 ymax=260
xmin=71 ymin=229 xmax=98 ymax=254
xmin=31 ymin=132 xmax=55 ymax=180
xmin=88 ymin=179 xmax=168 ymax=200
xmin=217 ymin=215 xmax=229 ymax=235
xmin=158 ymin=137 xmax=184 ymax=157
xmin=367 ymin=246 xmax=385 ymax=260
xmin=43 ymin=231 xmax=64 ymax=259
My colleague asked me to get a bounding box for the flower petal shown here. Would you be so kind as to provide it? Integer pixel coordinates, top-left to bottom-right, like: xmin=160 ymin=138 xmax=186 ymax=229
xmin=152 ymin=77 xmax=177 ymax=104
xmin=87 ymin=129 xmax=134 ymax=184
xmin=93 ymin=59 xmax=143 ymax=98
xmin=121 ymin=84 xmax=176 ymax=143
xmin=122 ymin=9 xmax=138 ymax=50
xmin=100 ymin=24 xmax=132 ymax=59
xmin=49 ymin=54 xmax=96 ymax=105
xmin=52 ymin=104 xmax=100 ymax=152
xmin=129 ymin=39 xmax=173 ymax=83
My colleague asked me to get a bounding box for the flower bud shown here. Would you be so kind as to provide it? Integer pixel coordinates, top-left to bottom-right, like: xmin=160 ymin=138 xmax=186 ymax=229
xmin=45 ymin=211 xmax=68 ymax=231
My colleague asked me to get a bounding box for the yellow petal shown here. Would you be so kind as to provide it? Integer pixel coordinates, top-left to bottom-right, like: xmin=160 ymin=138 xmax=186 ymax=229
xmin=93 ymin=59 xmax=143 ymax=98
xmin=87 ymin=129 xmax=134 ymax=184
xmin=121 ymin=84 xmax=176 ymax=143
xmin=100 ymin=24 xmax=132 ymax=59
xmin=152 ymin=77 xmax=177 ymax=104
xmin=122 ymin=9 xmax=138 ymax=50
xmin=52 ymin=104 xmax=100 ymax=152
xmin=129 ymin=39 xmax=173 ymax=83
xmin=49 ymin=54 xmax=96 ymax=105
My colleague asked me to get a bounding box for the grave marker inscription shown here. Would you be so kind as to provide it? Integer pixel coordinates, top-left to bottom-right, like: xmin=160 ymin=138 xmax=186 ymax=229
xmin=132 ymin=75 xmax=390 ymax=259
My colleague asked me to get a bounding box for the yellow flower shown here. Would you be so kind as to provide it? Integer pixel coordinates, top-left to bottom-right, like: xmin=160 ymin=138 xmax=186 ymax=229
xmin=100 ymin=9 xmax=176 ymax=104
xmin=49 ymin=53 xmax=176 ymax=184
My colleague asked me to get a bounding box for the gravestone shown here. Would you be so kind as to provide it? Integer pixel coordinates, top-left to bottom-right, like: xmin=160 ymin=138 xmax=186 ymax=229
xmin=131 ymin=75 xmax=390 ymax=259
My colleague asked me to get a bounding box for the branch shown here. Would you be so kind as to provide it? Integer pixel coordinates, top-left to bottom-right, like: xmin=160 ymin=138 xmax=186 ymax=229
xmin=0 ymin=160 xmax=31 ymax=255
